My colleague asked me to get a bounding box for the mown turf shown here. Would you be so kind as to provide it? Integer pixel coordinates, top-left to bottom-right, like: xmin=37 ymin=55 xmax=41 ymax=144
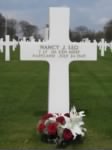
xmin=0 ymin=48 xmax=112 ymax=148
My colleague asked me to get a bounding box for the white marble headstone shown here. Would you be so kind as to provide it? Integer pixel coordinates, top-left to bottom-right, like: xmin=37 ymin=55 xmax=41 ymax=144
xmin=20 ymin=7 xmax=97 ymax=113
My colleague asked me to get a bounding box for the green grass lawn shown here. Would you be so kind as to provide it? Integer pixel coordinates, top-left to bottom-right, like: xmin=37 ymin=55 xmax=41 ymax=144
xmin=0 ymin=48 xmax=112 ymax=148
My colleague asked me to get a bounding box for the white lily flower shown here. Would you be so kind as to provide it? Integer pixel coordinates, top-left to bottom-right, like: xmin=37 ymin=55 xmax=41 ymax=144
xmin=64 ymin=106 xmax=87 ymax=137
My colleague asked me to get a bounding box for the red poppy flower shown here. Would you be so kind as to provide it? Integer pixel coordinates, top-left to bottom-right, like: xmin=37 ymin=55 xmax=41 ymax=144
xmin=47 ymin=122 xmax=57 ymax=135
xmin=56 ymin=116 xmax=66 ymax=125
xmin=41 ymin=113 xmax=53 ymax=120
xmin=63 ymin=128 xmax=74 ymax=141
xmin=37 ymin=122 xmax=46 ymax=133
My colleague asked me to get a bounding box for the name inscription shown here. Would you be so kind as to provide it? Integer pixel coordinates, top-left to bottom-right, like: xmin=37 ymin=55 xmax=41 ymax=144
xmin=32 ymin=44 xmax=86 ymax=59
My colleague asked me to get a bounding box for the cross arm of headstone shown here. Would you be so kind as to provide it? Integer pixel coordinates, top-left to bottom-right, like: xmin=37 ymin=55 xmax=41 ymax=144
xmin=19 ymin=40 xmax=51 ymax=62
xmin=19 ymin=40 xmax=97 ymax=63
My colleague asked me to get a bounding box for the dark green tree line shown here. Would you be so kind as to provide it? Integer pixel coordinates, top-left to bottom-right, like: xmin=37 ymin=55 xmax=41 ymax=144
xmin=0 ymin=12 xmax=112 ymax=42
xmin=0 ymin=13 xmax=39 ymax=39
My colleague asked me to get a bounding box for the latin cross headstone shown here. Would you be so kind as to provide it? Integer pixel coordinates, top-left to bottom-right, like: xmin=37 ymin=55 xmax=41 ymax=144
xmin=82 ymin=38 xmax=90 ymax=43
xmin=19 ymin=7 xmax=97 ymax=113
xmin=98 ymin=39 xmax=109 ymax=56
xmin=0 ymin=38 xmax=4 ymax=53
xmin=30 ymin=36 xmax=35 ymax=42
xmin=22 ymin=37 xmax=27 ymax=42
xmin=0 ymin=35 xmax=18 ymax=61
xmin=109 ymin=41 xmax=112 ymax=52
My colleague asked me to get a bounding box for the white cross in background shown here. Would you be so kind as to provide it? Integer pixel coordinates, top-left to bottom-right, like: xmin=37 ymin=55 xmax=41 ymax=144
xmin=0 ymin=38 xmax=4 ymax=53
xmin=0 ymin=35 xmax=18 ymax=61
xmin=110 ymin=41 xmax=112 ymax=52
xmin=98 ymin=39 xmax=109 ymax=56
xmin=19 ymin=7 xmax=97 ymax=113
